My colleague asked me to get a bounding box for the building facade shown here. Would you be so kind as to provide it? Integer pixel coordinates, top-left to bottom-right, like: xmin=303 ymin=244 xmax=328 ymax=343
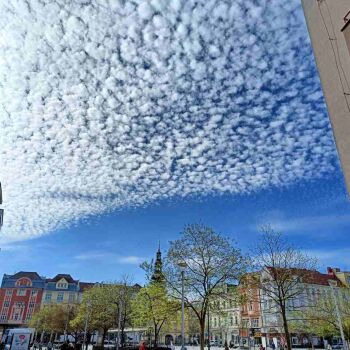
xmin=0 ymin=272 xmax=94 ymax=334
xmin=210 ymin=285 xmax=241 ymax=346
xmin=238 ymin=275 xmax=263 ymax=347
xmin=259 ymin=268 xmax=347 ymax=349
xmin=302 ymin=0 xmax=350 ymax=194
xmin=42 ymin=274 xmax=81 ymax=306
xmin=0 ymin=272 xmax=45 ymax=331
xmin=328 ymin=267 xmax=350 ymax=287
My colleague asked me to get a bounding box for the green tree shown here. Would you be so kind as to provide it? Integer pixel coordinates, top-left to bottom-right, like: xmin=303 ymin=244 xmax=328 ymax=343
xmin=131 ymin=282 xmax=179 ymax=347
xmin=291 ymin=293 xmax=350 ymax=343
xmin=165 ymin=224 xmax=247 ymax=350
xmin=72 ymin=281 xmax=135 ymax=348
xmin=29 ymin=304 xmax=79 ymax=340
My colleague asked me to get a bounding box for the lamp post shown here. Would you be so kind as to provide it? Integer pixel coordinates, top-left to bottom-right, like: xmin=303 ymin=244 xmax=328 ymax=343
xmin=116 ymin=295 xmax=122 ymax=350
xmin=178 ymin=261 xmax=188 ymax=350
xmin=207 ymin=282 xmax=211 ymax=350
xmin=84 ymin=301 xmax=91 ymax=350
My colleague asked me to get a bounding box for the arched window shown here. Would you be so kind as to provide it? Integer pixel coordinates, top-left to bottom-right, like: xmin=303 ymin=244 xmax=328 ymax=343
xmin=15 ymin=278 xmax=32 ymax=287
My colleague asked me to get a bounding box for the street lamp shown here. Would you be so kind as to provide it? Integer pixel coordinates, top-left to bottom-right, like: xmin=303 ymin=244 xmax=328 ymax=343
xmin=178 ymin=261 xmax=188 ymax=350
xmin=207 ymin=282 xmax=211 ymax=350
xmin=84 ymin=301 xmax=92 ymax=350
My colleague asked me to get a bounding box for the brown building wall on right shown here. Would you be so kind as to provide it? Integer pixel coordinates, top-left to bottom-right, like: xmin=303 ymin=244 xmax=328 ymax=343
xmin=302 ymin=0 xmax=350 ymax=195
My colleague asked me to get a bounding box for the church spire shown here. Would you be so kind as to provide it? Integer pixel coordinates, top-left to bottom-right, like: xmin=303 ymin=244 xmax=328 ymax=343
xmin=151 ymin=243 xmax=164 ymax=283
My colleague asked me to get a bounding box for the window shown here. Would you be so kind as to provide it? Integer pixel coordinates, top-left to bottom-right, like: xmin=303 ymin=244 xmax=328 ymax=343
xmin=0 ymin=313 xmax=7 ymax=321
xmin=3 ymin=301 xmax=9 ymax=307
xmin=234 ymin=315 xmax=238 ymax=325
xmin=5 ymin=290 xmax=13 ymax=296
xmin=29 ymin=302 xmax=35 ymax=308
xmin=17 ymin=289 xmax=26 ymax=296
xmin=68 ymin=293 xmax=75 ymax=303
xmin=57 ymin=292 xmax=64 ymax=302
xmin=45 ymin=293 xmax=52 ymax=302
xmin=15 ymin=278 xmax=31 ymax=287
xmin=242 ymin=319 xmax=249 ymax=328
xmin=57 ymin=283 xmax=68 ymax=289
xmin=230 ymin=316 xmax=233 ymax=326
xmin=31 ymin=290 xmax=38 ymax=296
xmin=249 ymin=301 xmax=253 ymax=311
xmin=252 ymin=318 xmax=259 ymax=327
xmin=16 ymin=302 xmax=25 ymax=308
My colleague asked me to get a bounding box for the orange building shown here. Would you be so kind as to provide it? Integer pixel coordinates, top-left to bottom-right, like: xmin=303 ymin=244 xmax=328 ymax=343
xmin=239 ymin=274 xmax=262 ymax=347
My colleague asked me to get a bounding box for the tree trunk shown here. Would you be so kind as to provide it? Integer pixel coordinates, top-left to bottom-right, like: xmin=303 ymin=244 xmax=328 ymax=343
xmin=199 ymin=318 xmax=206 ymax=350
xmin=101 ymin=328 xmax=107 ymax=349
xmin=280 ymin=305 xmax=292 ymax=350
xmin=154 ymin=324 xmax=158 ymax=348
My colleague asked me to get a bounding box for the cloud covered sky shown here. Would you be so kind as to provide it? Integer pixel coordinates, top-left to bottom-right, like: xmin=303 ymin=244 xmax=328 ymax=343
xmin=0 ymin=0 xmax=338 ymax=241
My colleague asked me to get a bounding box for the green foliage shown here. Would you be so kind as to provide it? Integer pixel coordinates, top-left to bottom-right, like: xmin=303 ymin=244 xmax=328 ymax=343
xmin=290 ymin=295 xmax=350 ymax=341
xmin=131 ymin=282 xmax=180 ymax=345
xmin=29 ymin=303 xmax=78 ymax=333
xmin=72 ymin=284 xmax=120 ymax=334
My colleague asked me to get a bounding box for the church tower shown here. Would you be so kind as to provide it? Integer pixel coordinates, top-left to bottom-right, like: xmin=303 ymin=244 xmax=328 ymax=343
xmin=151 ymin=242 xmax=164 ymax=283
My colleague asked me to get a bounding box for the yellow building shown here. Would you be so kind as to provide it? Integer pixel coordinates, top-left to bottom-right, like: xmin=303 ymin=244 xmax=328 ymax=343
xmin=42 ymin=274 xmax=87 ymax=305
xmin=328 ymin=267 xmax=350 ymax=287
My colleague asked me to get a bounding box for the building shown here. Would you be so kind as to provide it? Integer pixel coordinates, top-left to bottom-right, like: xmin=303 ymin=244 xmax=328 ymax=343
xmin=151 ymin=243 xmax=164 ymax=283
xmin=42 ymin=274 xmax=81 ymax=305
xmin=0 ymin=272 xmax=45 ymax=332
xmin=209 ymin=284 xmax=241 ymax=346
xmin=327 ymin=266 xmax=350 ymax=287
xmin=0 ymin=272 xmax=95 ymax=334
xmin=302 ymin=0 xmax=350 ymax=194
xmin=238 ymin=274 xmax=263 ymax=347
xmin=259 ymin=267 xmax=347 ymax=349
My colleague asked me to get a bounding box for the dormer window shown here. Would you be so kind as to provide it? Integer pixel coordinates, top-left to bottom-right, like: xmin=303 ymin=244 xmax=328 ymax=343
xmin=57 ymin=282 xmax=68 ymax=289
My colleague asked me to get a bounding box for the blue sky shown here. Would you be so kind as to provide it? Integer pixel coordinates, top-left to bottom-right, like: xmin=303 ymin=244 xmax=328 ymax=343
xmin=0 ymin=0 xmax=349 ymax=284
xmin=1 ymin=166 xmax=349 ymax=284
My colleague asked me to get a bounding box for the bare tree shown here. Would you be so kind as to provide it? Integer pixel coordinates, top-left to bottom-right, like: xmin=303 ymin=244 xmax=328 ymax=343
xmin=253 ymin=226 xmax=317 ymax=350
xmin=165 ymin=224 xmax=248 ymax=350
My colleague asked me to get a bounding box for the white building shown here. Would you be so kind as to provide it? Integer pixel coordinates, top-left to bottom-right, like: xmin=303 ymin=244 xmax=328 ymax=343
xmin=210 ymin=284 xmax=241 ymax=346
xmin=259 ymin=268 xmax=347 ymax=348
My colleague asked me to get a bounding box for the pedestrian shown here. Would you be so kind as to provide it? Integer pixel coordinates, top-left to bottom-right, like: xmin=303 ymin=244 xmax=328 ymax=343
xmin=271 ymin=343 xmax=276 ymax=350
xmin=259 ymin=344 xmax=264 ymax=350
xmin=327 ymin=344 xmax=332 ymax=350
xmin=47 ymin=341 xmax=53 ymax=350
xmin=60 ymin=341 xmax=69 ymax=350
xmin=139 ymin=341 xmax=146 ymax=350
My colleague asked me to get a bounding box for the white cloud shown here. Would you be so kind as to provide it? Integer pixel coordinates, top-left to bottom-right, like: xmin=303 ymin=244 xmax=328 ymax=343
xmin=74 ymin=252 xmax=144 ymax=265
xmin=302 ymin=248 xmax=350 ymax=270
xmin=117 ymin=256 xmax=145 ymax=265
xmin=0 ymin=0 xmax=337 ymax=241
xmin=258 ymin=214 xmax=350 ymax=234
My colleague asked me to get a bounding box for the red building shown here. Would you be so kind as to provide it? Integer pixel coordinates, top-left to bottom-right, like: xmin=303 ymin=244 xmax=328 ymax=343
xmin=239 ymin=273 xmax=262 ymax=346
xmin=0 ymin=272 xmax=45 ymax=332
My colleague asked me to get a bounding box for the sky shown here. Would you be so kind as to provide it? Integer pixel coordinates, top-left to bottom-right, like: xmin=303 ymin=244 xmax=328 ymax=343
xmin=0 ymin=0 xmax=349 ymax=284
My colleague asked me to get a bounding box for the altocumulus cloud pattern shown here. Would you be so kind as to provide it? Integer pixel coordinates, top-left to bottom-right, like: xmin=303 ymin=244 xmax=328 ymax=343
xmin=0 ymin=0 xmax=336 ymax=241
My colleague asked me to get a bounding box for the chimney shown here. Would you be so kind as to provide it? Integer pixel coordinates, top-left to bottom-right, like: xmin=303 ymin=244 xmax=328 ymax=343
xmin=327 ymin=267 xmax=334 ymax=275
